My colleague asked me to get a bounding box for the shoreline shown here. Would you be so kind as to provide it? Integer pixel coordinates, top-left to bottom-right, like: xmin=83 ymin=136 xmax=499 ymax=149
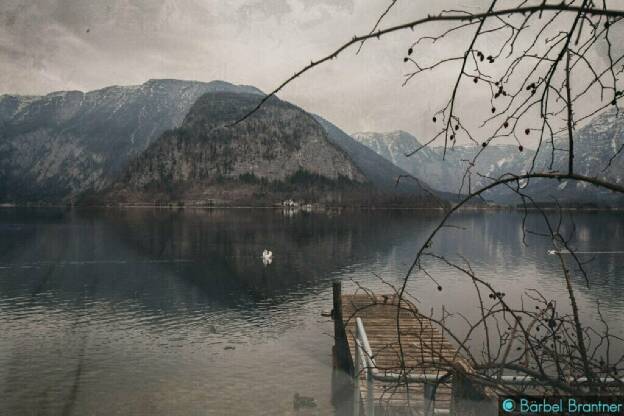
xmin=1 ymin=203 xmax=623 ymax=212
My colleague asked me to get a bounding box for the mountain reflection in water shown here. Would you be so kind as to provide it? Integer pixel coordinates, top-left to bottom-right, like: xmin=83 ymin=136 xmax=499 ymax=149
xmin=0 ymin=208 xmax=622 ymax=415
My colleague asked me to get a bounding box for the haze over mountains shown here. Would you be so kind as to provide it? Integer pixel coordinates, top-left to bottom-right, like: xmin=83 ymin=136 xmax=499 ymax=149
xmin=0 ymin=79 xmax=440 ymax=207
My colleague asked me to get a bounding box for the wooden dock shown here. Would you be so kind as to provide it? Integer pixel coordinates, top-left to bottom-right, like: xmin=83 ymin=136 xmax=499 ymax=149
xmin=332 ymin=282 xmax=494 ymax=415
xmin=331 ymin=282 xmax=624 ymax=415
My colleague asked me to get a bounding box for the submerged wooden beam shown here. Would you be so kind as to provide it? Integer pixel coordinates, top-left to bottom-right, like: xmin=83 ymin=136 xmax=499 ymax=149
xmin=333 ymin=280 xmax=352 ymax=371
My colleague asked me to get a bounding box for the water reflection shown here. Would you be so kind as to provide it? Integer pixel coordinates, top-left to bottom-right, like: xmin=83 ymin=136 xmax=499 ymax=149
xmin=0 ymin=208 xmax=622 ymax=415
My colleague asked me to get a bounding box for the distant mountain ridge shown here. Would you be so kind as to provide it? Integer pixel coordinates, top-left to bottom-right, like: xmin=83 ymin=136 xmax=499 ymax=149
xmin=352 ymin=130 xmax=531 ymax=195
xmin=517 ymin=109 xmax=624 ymax=205
xmin=313 ymin=118 xmax=438 ymax=197
xmin=353 ymin=116 xmax=624 ymax=206
xmin=352 ymin=131 xmax=455 ymax=192
xmin=0 ymin=79 xmax=444 ymax=207
xmin=0 ymin=79 xmax=262 ymax=202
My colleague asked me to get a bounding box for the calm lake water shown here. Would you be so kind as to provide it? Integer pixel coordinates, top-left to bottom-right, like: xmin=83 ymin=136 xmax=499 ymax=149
xmin=0 ymin=208 xmax=622 ymax=415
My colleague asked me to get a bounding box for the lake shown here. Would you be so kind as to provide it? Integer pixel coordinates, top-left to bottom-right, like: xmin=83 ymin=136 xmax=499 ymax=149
xmin=0 ymin=208 xmax=622 ymax=415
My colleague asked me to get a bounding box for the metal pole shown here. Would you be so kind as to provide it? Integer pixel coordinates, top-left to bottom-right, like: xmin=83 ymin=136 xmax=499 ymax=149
xmin=357 ymin=318 xmax=375 ymax=416
xmin=353 ymin=331 xmax=361 ymax=416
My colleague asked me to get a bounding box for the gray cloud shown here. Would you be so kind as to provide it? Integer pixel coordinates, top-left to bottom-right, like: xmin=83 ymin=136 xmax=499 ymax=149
xmin=0 ymin=0 xmax=618 ymax=146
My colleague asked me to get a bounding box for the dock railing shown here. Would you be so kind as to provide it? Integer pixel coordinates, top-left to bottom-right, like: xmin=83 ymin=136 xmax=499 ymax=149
xmin=353 ymin=316 xmax=451 ymax=416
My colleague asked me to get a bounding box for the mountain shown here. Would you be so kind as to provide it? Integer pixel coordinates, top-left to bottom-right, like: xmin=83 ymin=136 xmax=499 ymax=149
xmin=97 ymin=92 xmax=364 ymax=205
xmin=523 ymin=109 xmax=624 ymax=205
xmin=353 ymin=115 xmax=624 ymax=206
xmin=352 ymin=131 xmax=456 ymax=193
xmin=95 ymin=92 xmax=443 ymax=207
xmin=313 ymin=118 xmax=441 ymax=197
xmin=563 ymin=109 xmax=624 ymax=184
xmin=0 ymin=79 xmax=262 ymax=203
xmin=352 ymin=130 xmax=531 ymax=195
xmin=0 ymin=79 xmax=445 ymax=207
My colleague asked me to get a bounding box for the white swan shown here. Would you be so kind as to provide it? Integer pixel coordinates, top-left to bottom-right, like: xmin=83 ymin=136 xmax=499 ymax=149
xmin=547 ymin=249 xmax=572 ymax=255
xmin=262 ymin=249 xmax=273 ymax=265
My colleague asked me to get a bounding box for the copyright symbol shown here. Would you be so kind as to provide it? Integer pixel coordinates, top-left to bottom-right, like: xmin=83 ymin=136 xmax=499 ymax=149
xmin=502 ymin=399 xmax=515 ymax=412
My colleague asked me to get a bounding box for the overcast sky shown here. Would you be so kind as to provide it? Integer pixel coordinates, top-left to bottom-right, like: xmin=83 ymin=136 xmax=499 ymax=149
xmin=0 ymin=0 xmax=621 ymax=143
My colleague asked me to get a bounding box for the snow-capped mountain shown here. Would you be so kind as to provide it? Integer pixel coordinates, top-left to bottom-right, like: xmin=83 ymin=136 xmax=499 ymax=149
xmin=0 ymin=79 xmax=443 ymax=206
xmin=0 ymin=79 xmax=262 ymax=202
xmin=352 ymin=130 xmax=532 ymax=195
xmin=353 ymin=112 xmax=624 ymax=206
xmin=525 ymin=109 xmax=624 ymax=204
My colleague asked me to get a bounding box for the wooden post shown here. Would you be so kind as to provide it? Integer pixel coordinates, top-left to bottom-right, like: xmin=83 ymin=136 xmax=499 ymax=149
xmin=333 ymin=280 xmax=343 ymax=339
xmin=450 ymin=370 xmax=497 ymax=416
xmin=450 ymin=371 xmax=470 ymax=416
xmin=424 ymin=382 xmax=436 ymax=416
xmin=332 ymin=280 xmax=351 ymax=372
